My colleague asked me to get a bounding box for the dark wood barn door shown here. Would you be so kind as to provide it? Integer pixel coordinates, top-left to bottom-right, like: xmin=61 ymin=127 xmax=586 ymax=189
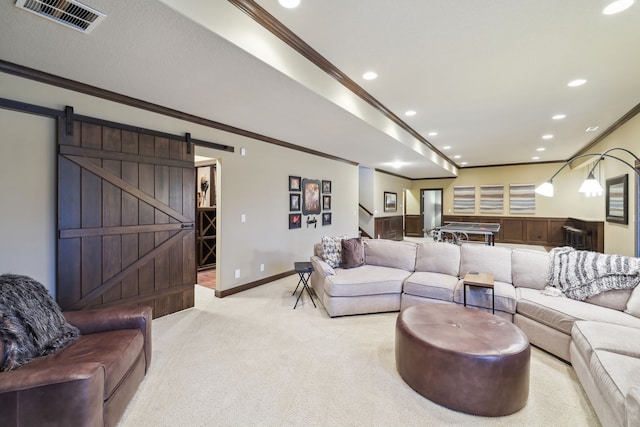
xmin=57 ymin=118 xmax=196 ymax=318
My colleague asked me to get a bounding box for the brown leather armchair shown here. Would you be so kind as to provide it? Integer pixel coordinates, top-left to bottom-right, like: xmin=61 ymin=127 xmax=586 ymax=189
xmin=0 ymin=305 xmax=152 ymax=427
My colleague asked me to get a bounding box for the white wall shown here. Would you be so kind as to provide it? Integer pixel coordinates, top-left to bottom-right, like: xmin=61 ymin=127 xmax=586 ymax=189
xmin=408 ymin=114 xmax=640 ymax=256
xmin=358 ymin=166 xmax=374 ymax=237
xmin=0 ymin=109 xmax=56 ymax=293
xmin=374 ymin=171 xmax=411 ymax=217
xmin=0 ymin=72 xmax=359 ymax=296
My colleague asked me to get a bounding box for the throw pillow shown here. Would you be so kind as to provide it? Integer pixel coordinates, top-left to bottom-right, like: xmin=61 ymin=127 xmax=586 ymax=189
xmin=0 ymin=274 xmax=80 ymax=371
xmin=625 ymin=285 xmax=640 ymax=318
xmin=321 ymin=235 xmax=346 ymax=268
xmin=341 ymin=237 xmax=364 ymax=269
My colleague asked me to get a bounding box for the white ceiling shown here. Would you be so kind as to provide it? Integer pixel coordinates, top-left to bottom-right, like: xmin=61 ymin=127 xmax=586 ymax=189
xmin=1 ymin=0 xmax=639 ymax=178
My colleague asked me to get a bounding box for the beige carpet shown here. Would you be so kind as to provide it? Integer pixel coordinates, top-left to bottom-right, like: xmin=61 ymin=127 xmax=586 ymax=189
xmin=119 ymin=277 xmax=599 ymax=427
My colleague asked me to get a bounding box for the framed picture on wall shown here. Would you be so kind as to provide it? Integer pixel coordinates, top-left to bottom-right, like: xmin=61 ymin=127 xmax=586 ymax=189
xmin=302 ymin=178 xmax=321 ymax=215
xmin=323 ymin=195 xmax=331 ymax=210
xmin=289 ymin=213 xmax=302 ymax=229
xmin=289 ymin=193 xmax=300 ymax=211
xmin=322 ymin=212 xmax=332 ymax=226
xmin=606 ymin=174 xmax=628 ymax=224
xmin=289 ymin=175 xmax=301 ymax=191
xmin=384 ymin=191 xmax=397 ymax=212
xmin=322 ymin=180 xmax=332 ymax=194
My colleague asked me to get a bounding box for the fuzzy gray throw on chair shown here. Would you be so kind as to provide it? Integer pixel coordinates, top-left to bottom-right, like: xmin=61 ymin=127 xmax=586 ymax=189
xmin=0 ymin=274 xmax=79 ymax=371
xmin=548 ymin=247 xmax=640 ymax=301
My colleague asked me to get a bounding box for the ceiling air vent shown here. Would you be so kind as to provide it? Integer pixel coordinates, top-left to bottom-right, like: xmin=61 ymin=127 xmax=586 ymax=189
xmin=15 ymin=0 xmax=106 ymax=34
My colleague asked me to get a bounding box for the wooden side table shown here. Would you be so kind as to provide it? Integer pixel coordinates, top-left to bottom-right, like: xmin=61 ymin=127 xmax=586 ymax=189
xmin=463 ymin=272 xmax=495 ymax=314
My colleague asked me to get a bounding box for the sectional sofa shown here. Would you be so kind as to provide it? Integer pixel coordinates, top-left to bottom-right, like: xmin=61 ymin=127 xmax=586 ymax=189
xmin=309 ymin=237 xmax=640 ymax=427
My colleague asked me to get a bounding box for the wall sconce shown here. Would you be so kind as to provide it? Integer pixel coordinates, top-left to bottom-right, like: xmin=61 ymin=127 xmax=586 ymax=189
xmin=535 ymin=147 xmax=640 ymax=197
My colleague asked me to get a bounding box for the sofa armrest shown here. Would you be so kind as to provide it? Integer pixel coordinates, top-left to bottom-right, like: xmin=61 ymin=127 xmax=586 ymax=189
xmin=310 ymin=255 xmax=335 ymax=277
xmin=626 ymin=385 xmax=640 ymax=427
xmin=0 ymin=362 xmax=104 ymax=426
xmin=64 ymin=305 xmax=152 ymax=369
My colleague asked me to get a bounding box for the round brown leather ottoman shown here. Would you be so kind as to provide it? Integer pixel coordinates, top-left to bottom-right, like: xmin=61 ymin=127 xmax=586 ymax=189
xmin=395 ymin=304 xmax=530 ymax=416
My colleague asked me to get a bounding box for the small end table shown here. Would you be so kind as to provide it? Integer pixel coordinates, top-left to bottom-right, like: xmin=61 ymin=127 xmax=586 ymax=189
xmin=293 ymin=261 xmax=316 ymax=309
xmin=463 ymin=272 xmax=495 ymax=314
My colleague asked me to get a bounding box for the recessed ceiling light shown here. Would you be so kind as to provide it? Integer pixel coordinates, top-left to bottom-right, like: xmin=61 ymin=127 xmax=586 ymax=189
xmin=552 ymin=114 xmax=566 ymax=120
xmin=532 ymin=156 xmax=540 ymax=160
xmin=460 ymin=161 xmax=468 ymax=166
xmin=568 ymin=79 xmax=587 ymax=87
xmin=542 ymin=134 xmax=554 ymax=140
xmin=405 ymin=110 xmax=416 ymax=117
xmin=362 ymin=71 xmax=378 ymax=80
xmin=454 ymin=155 xmax=461 ymax=159
xmin=279 ymin=0 xmax=301 ymax=8
xmin=428 ymin=132 xmax=438 ymax=137
xmin=585 ymin=126 xmax=600 ymax=132
xmin=603 ymin=0 xmax=634 ymax=15
xmin=442 ymin=146 xmax=451 ymax=150
xmin=537 ymin=147 xmax=546 ymax=152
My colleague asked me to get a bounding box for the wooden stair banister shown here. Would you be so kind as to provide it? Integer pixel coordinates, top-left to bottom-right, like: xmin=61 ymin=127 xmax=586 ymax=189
xmin=359 ymin=203 xmax=373 ymax=217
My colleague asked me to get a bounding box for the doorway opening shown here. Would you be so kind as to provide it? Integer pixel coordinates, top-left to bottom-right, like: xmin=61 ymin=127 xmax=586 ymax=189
xmin=421 ymin=189 xmax=443 ymax=237
xmin=196 ymin=156 xmax=218 ymax=290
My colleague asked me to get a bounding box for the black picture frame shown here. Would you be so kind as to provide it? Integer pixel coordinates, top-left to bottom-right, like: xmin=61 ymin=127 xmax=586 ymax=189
xmin=606 ymin=174 xmax=628 ymax=224
xmin=322 ymin=180 xmax=332 ymax=194
xmin=302 ymin=178 xmax=321 ymax=215
xmin=323 ymin=195 xmax=331 ymax=210
xmin=289 ymin=213 xmax=301 ymax=229
xmin=289 ymin=175 xmax=301 ymax=191
xmin=289 ymin=193 xmax=300 ymax=211
xmin=384 ymin=191 xmax=397 ymax=212
xmin=322 ymin=212 xmax=332 ymax=226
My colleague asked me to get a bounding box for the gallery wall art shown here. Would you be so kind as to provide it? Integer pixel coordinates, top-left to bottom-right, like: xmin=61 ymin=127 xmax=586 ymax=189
xmin=480 ymin=185 xmax=504 ymax=213
xmin=509 ymin=184 xmax=536 ymax=214
xmin=453 ymin=186 xmax=475 ymax=213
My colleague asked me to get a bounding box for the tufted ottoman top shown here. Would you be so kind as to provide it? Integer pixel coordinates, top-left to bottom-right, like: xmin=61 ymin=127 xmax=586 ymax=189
xmin=396 ymin=304 xmax=530 ymax=416
xmin=398 ymin=304 xmax=529 ymax=356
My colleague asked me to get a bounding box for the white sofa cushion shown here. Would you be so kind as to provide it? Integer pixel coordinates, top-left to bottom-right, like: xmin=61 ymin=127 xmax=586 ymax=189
xmin=572 ymin=321 xmax=640 ymax=427
xmin=459 ymin=244 xmax=512 ymax=284
xmin=363 ymin=239 xmax=417 ymax=272
xmin=324 ymin=265 xmax=410 ymax=297
xmin=403 ymin=271 xmax=459 ymax=302
xmin=414 ymin=241 xmax=460 ymax=276
xmin=627 ymin=386 xmax=640 ymax=427
xmin=517 ymin=288 xmax=640 ymax=335
xmin=586 ymin=289 xmax=633 ymax=312
xmin=625 ymin=285 xmax=640 ymax=318
xmin=511 ymin=249 xmax=549 ymax=290
xmin=453 ymin=279 xmax=518 ymax=314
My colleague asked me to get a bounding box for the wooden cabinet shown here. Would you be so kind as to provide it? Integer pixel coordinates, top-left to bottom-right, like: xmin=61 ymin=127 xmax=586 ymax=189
xmin=526 ymin=219 xmax=548 ymax=243
xmin=404 ymin=215 xmax=423 ymax=237
xmin=442 ymin=215 xmax=604 ymax=251
xmin=197 ymin=207 xmax=216 ymax=269
xmin=374 ymin=215 xmax=404 ymax=241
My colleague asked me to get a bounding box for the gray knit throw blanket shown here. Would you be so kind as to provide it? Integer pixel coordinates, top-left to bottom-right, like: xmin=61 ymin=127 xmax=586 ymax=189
xmin=0 ymin=274 xmax=79 ymax=371
xmin=548 ymin=247 xmax=640 ymax=301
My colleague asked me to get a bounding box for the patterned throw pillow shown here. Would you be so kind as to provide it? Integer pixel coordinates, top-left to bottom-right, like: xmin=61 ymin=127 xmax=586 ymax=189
xmin=321 ymin=235 xmax=347 ymax=268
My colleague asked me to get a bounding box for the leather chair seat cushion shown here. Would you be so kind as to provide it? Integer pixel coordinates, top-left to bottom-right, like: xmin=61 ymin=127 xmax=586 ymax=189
xmin=325 ymin=265 xmax=410 ymax=297
xmin=11 ymin=329 xmax=143 ymax=400
xmin=403 ymin=271 xmax=459 ymax=302
xmin=395 ymin=304 xmax=530 ymax=417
